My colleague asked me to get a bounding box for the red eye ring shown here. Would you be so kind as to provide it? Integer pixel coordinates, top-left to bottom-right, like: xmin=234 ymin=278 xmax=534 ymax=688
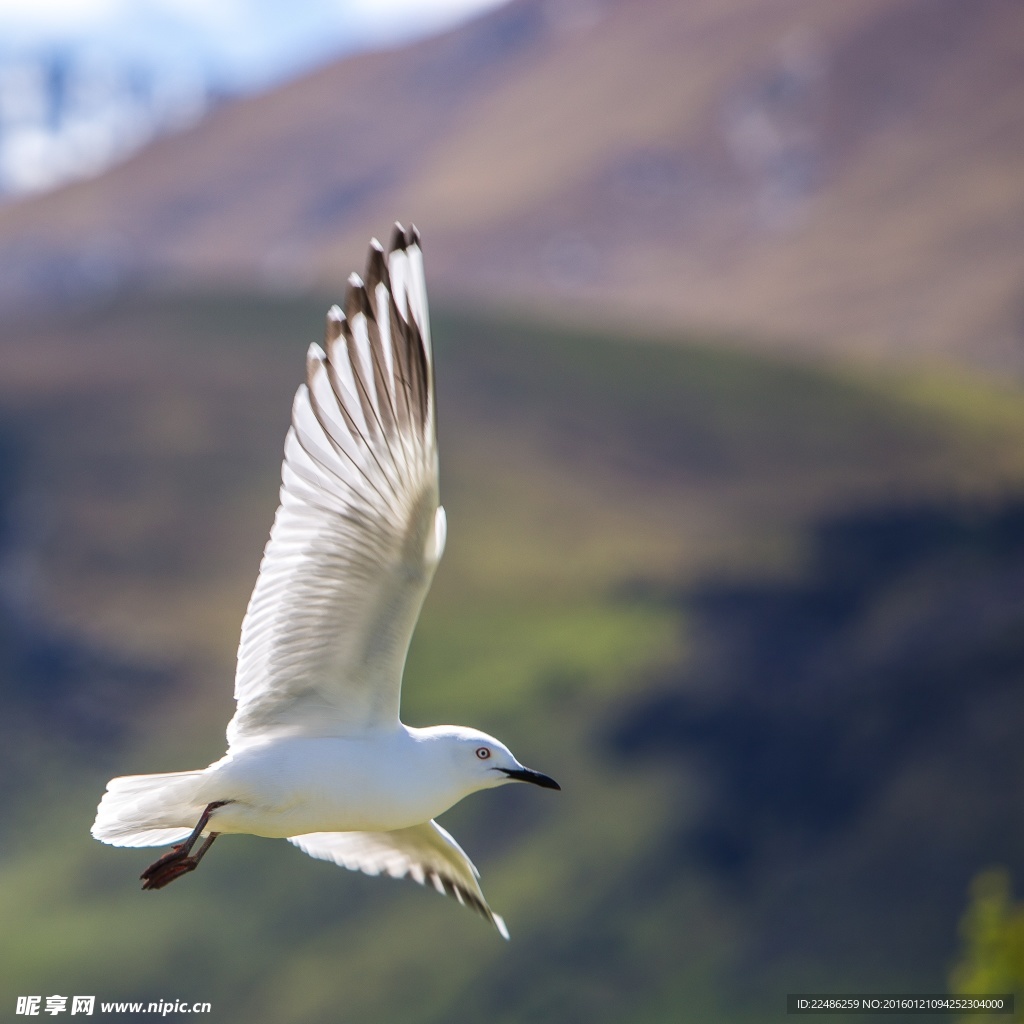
xmin=476 ymin=747 xmax=491 ymax=760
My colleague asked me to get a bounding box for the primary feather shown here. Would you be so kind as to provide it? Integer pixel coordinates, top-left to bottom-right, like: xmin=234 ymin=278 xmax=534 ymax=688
xmin=289 ymin=821 xmax=508 ymax=939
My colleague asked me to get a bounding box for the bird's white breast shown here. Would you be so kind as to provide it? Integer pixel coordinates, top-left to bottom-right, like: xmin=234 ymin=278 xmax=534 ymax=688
xmin=197 ymin=730 xmax=459 ymax=838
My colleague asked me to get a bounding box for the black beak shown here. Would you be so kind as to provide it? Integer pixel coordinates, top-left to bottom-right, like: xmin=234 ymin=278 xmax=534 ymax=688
xmin=498 ymin=767 xmax=561 ymax=790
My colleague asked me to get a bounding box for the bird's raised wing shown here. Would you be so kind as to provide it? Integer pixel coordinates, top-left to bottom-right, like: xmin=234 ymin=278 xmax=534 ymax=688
xmin=288 ymin=821 xmax=509 ymax=938
xmin=227 ymin=225 xmax=444 ymax=747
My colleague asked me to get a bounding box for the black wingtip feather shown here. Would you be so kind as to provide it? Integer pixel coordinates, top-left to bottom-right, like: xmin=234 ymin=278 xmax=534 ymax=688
xmin=324 ymin=305 xmax=344 ymax=344
xmin=420 ymin=869 xmax=499 ymax=932
xmin=365 ymin=240 xmax=387 ymax=294
xmin=344 ymin=273 xmax=371 ymax=321
xmin=321 ymin=227 xmax=432 ymax=444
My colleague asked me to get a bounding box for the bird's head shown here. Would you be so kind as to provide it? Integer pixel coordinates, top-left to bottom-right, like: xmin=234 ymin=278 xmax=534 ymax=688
xmin=427 ymin=726 xmax=560 ymax=794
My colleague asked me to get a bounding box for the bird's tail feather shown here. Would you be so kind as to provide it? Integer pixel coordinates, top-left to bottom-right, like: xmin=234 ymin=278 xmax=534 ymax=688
xmin=91 ymin=770 xmax=207 ymax=848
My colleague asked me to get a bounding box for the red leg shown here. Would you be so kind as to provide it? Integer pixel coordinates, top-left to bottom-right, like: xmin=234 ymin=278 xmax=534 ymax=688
xmin=140 ymin=801 xmax=228 ymax=890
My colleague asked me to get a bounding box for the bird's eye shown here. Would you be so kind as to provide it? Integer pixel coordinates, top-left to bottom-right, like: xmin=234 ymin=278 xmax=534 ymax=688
xmin=475 ymin=747 xmax=491 ymax=760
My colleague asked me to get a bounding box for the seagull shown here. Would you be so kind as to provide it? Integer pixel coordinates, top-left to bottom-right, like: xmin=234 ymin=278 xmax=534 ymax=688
xmin=91 ymin=224 xmax=559 ymax=939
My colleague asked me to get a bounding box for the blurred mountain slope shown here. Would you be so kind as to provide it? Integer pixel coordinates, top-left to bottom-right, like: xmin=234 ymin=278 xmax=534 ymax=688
xmin=0 ymin=0 xmax=1021 ymax=368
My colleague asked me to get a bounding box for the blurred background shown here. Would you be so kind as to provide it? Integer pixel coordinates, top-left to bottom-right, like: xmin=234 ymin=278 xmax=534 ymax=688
xmin=1 ymin=0 xmax=1023 ymax=1021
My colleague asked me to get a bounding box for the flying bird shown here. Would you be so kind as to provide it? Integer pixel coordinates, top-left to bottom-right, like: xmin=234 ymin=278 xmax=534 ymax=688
xmin=91 ymin=224 xmax=559 ymax=939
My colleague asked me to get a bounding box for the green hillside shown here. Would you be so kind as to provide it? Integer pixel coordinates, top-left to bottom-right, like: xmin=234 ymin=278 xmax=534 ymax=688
xmin=1 ymin=296 xmax=1024 ymax=1022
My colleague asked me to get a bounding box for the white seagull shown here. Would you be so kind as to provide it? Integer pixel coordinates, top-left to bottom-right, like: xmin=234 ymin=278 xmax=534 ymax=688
xmin=91 ymin=225 xmax=559 ymax=939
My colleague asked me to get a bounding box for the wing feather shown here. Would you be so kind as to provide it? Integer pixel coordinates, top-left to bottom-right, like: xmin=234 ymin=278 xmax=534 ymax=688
xmin=288 ymin=821 xmax=509 ymax=939
xmin=227 ymin=225 xmax=441 ymax=746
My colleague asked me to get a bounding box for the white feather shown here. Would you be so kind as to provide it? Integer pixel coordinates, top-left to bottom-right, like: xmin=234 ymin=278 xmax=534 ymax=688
xmin=289 ymin=821 xmax=509 ymax=939
xmin=228 ymin=232 xmax=439 ymax=746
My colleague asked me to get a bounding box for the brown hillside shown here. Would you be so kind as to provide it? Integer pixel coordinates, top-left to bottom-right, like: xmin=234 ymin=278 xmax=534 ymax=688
xmin=0 ymin=0 xmax=1021 ymax=369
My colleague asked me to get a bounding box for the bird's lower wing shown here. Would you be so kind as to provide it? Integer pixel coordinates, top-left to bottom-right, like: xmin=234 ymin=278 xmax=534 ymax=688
xmin=228 ymin=227 xmax=443 ymax=746
xmin=288 ymin=820 xmax=509 ymax=939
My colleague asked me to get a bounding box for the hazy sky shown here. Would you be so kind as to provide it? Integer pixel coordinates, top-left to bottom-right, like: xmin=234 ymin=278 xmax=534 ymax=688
xmin=0 ymin=0 xmax=510 ymax=195
xmin=0 ymin=0 xmax=509 ymax=89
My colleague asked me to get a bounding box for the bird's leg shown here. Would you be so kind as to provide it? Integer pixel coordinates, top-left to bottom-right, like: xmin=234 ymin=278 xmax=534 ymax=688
xmin=140 ymin=800 xmax=229 ymax=891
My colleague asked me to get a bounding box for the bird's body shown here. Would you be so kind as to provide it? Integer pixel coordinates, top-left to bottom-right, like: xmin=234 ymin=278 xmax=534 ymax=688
xmin=91 ymin=225 xmax=558 ymax=938
xmin=210 ymin=729 xmax=487 ymax=837
xmin=102 ymin=727 xmax=515 ymax=841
